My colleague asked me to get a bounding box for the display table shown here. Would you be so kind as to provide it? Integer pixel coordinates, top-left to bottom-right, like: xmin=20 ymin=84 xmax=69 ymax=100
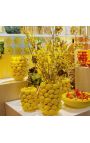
xmin=75 ymin=66 xmax=90 ymax=92
xmin=0 ymin=78 xmax=27 ymax=115
xmin=5 ymin=100 xmax=90 ymax=116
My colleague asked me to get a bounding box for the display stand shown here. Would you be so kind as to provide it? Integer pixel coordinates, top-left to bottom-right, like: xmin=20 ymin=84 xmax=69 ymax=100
xmin=0 ymin=79 xmax=27 ymax=115
xmin=5 ymin=100 xmax=90 ymax=116
xmin=75 ymin=66 xmax=90 ymax=92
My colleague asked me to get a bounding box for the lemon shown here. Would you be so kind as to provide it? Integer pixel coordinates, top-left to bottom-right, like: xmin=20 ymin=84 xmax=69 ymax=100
xmin=54 ymin=90 xmax=60 ymax=95
xmin=44 ymin=105 xmax=50 ymax=111
xmin=47 ymin=102 xmax=52 ymax=107
xmin=45 ymin=84 xmax=52 ymax=90
xmin=41 ymin=89 xmax=47 ymax=95
xmin=44 ymin=98 xmax=51 ymax=104
xmin=53 ymin=84 xmax=60 ymax=89
xmin=49 ymin=94 xmax=54 ymax=99
xmin=25 ymin=103 xmax=30 ymax=108
xmin=39 ymin=96 xmax=44 ymax=101
xmin=52 ymin=105 xmax=58 ymax=110
xmin=48 ymin=110 xmax=58 ymax=116
xmin=51 ymin=99 xmax=59 ymax=105
xmin=22 ymin=94 xmax=27 ymax=99
xmin=44 ymin=93 xmax=49 ymax=98
xmin=39 ymin=92 xmax=43 ymax=96
xmin=24 ymin=99 xmax=28 ymax=103
xmin=54 ymin=94 xmax=59 ymax=99
xmin=48 ymin=90 xmax=54 ymax=94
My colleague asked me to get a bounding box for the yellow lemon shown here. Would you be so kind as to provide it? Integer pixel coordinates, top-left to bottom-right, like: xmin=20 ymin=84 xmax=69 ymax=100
xmin=44 ymin=93 xmax=49 ymax=98
xmin=49 ymin=94 xmax=54 ymax=99
xmin=23 ymin=99 xmax=28 ymax=103
xmin=22 ymin=94 xmax=27 ymax=99
xmin=44 ymin=98 xmax=51 ymax=104
xmin=51 ymin=99 xmax=58 ymax=105
xmin=44 ymin=105 xmax=50 ymax=111
xmin=41 ymin=89 xmax=47 ymax=95
xmin=51 ymin=105 xmax=58 ymax=110
xmin=40 ymin=96 xmax=44 ymax=101
xmin=48 ymin=110 xmax=58 ymax=116
xmin=48 ymin=90 xmax=54 ymax=94
xmin=54 ymin=90 xmax=60 ymax=95
xmin=45 ymin=84 xmax=52 ymax=90
xmin=53 ymin=84 xmax=60 ymax=89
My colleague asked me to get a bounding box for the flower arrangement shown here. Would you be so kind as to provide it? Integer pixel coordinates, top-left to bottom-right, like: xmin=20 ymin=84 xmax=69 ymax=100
xmin=20 ymin=26 xmax=82 ymax=115
xmin=11 ymin=27 xmax=83 ymax=83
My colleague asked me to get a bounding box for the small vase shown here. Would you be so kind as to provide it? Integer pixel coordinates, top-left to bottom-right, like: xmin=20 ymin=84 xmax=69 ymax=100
xmin=10 ymin=56 xmax=28 ymax=81
xmin=38 ymin=82 xmax=62 ymax=116
xmin=20 ymin=87 xmax=39 ymax=111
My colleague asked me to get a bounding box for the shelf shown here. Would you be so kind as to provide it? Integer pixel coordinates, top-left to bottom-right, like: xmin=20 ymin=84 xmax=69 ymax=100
xmin=0 ymin=78 xmax=14 ymax=85
xmin=56 ymin=34 xmax=84 ymax=37
xmin=0 ymin=33 xmax=26 ymax=37
xmin=0 ymin=77 xmax=27 ymax=85
xmin=33 ymin=34 xmax=83 ymax=38
xmin=5 ymin=100 xmax=90 ymax=116
xmin=0 ymin=33 xmax=84 ymax=38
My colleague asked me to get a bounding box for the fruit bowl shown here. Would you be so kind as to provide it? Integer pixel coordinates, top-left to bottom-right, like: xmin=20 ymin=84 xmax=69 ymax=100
xmin=62 ymin=90 xmax=90 ymax=108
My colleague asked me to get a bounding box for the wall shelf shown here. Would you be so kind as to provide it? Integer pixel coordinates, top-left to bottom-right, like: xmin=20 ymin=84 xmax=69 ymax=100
xmin=0 ymin=33 xmax=84 ymax=38
xmin=0 ymin=33 xmax=26 ymax=37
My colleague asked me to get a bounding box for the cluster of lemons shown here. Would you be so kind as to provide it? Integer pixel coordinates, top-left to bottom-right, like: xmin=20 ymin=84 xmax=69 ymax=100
xmin=38 ymin=82 xmax=62 ymax=115
xmin=11 ymin=56 xmax=28 ymax=81
xmin=20 ymin=87 xmax=38 ymax=111
xmin=20 ymin=78 xmax=71 ymax=115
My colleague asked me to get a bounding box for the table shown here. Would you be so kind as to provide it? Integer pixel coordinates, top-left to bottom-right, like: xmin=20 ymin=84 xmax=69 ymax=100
xmin=0 ymin=79 xmax=27 ymax=115
xmin=5 ymin=100 xmax=90 ymax=116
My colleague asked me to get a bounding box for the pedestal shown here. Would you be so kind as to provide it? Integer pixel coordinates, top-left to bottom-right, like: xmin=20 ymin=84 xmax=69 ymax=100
xmin=0 ymin=78 xmax=27 ymax=115
xmin=75 ymin=66 xmax=90 ymax=92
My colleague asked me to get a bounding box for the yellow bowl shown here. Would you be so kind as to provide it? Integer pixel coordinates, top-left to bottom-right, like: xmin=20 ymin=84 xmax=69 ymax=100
xmin=62 ymin=93 xmax=90 ymax=108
